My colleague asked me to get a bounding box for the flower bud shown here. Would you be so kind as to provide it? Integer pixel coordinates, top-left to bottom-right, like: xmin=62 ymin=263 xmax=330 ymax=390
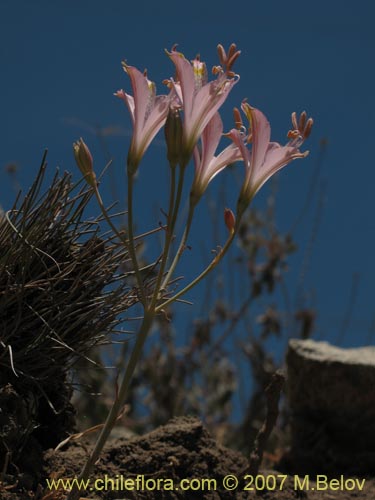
xmin=164 ymin=108 xmax=183 ymax=167
xmin=73 ymin=138 xmax=96 ymax=188
xmin=224 ymin=208 xmax=236 ymax=234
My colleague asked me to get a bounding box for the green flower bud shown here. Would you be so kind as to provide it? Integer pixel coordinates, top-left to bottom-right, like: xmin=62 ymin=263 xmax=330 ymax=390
xmin=73 ymin=138 xmax=96 ymax=188
xmin=224 ymin=207 xmax=236 ymax=235
xmin=164 ymin=108 xmax=183 ymax=167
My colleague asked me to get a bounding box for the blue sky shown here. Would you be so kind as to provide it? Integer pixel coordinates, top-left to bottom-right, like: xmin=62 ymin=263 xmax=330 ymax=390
xmin=1 ymin=0 xmax=374 ymax=349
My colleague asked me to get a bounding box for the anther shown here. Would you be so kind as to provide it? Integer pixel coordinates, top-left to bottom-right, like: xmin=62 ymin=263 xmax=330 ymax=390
xmin=291 ymin=111 xmax=298 ymax=130
xmin=233 ymin=107 xmax=243 ymax=129
xmin=298 ymin=111 xmax=307 ymax=131
xmin=227 ymin=43 xmax=237 ymax=59
xmin=304 ymin=118 xmax=314 ymax=138
xmin=217 ymin=44 xmax=227 ymax=66
xmin=226 ymin=49 xmax=241 ymax=73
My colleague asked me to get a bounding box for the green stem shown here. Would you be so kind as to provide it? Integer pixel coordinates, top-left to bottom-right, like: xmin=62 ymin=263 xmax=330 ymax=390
xmin=66 ymin=310 xmax=155 ymax=500
xmin=93 ymin=186 xmax=128 ymax=249
xmin=169 ymin=164 xmax=186 ymax=241
xmin=93 ymin=185 xmax=165 ymax=275
xmin=150 ymin=165 xmax=177 ymax=308
xmin=156 ymin=223 xmax=239 ymax=314
xmin=127 ymin=173 xmax=146 ymax=304
xmin=161 ymin=202 xmax=195 ymax=291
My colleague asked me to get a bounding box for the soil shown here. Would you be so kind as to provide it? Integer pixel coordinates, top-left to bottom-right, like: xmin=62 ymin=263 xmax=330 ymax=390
xmin=1 ymin=417 xmax=374 ymax=500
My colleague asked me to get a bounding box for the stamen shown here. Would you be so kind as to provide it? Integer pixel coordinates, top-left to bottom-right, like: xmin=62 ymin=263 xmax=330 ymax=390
xmin=147 ymin=80 xmax=155 ymax=92
xmin=216 ymin=43 xmax=241 ymax=75
xmin=298 ymin=111 xmax=307 ymax=131
xmin=212 ymin=65 xmax=223 ymax=75
xmin=304 ymin=118 xmax=314 ymax=139
xmin=217 ymin=44 xmax=227 ymax=66
xmin=233 ymin=107 xmax=243 ymax=129
xmin=193 ymin=58 xmax=208 ymax=89
xmin=290 ymin=112 xmax=314 ymax=141
xmin=287 ymin=130 xmax=300 ymax=140
xmin=227 ymin=43 xmax=237 ymax=59
xmin=291 ymin=111 xmax=298 ymax=130
xmin=226 ymin=49 xmax=241 ymax=74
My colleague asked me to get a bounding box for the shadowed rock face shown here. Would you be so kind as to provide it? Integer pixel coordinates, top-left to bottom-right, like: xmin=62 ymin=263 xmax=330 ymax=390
xmin=285 ymin=339 xmax=375 ymax=475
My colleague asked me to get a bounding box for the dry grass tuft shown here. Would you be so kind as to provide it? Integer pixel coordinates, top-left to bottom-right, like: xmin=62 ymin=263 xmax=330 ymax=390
xmin=0 ymin=154 xmax=143 ymax=471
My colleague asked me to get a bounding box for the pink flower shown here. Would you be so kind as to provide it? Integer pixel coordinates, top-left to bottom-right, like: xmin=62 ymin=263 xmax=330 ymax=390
xmin=228 ymin=103 xmax=313 ymax=213
xmin=190 ymin=112 xmax=242 ymax=205
xmin=166 ymin=46 xmax=240 ymax=163
xmin=115 ymin=63 xmax=173 ymax=173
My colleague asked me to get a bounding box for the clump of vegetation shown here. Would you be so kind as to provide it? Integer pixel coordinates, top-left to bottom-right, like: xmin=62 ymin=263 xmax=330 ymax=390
xmin=0 ymin=155 xmax=142 ymax=478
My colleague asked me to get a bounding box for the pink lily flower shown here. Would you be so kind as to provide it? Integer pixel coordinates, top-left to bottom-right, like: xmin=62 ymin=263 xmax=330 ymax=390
xmin=228 ymin=102 xmax=313 ymax=213
xmin=115 ymin=63 xmax=173 ymax=173
xmin=190 ymin=112 xmax=243 ymax=205
xmin=166 ymin=45 xmax=240 ymax=164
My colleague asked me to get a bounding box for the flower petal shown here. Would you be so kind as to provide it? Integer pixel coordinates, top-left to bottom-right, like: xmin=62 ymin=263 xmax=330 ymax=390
xmin=202 ymin=143 xmax=242 ymax=186
xmin=227 ymin=128 xmax=251 ymax=171
xmin=136 ymin=94 xmax=171 ymax=157
xmin=250 ymin=144 xmax=307 ymax=196
xmin=168 ymin=48 xmax=238 ymax=160
xmin=123 ymin=65 xmax=150 ymax=141
xmin=191 ymin=115 xmax=243 ymax=203
xmin=118 ymin=62 xmax=172 ymax=169
xmin=242 ymin=104 xmax=271 ymax=176
xmin=187 ymin=77 xmax=237 ymax=147
xmin=167 ymin=49 xmax=195 ymax=116
xmin=199 ymin=112 xmax=223 ymax=173
xmin=115 ymin=90 xmax=135 ymax=125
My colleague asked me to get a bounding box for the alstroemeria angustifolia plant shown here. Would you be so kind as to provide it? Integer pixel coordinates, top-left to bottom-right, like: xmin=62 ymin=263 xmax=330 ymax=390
xmin=69 ymin=43 xmax=312 ymax=499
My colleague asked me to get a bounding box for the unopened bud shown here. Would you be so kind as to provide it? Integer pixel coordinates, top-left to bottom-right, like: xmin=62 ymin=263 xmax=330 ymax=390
xmin=73 ymin=138 xmax=96 ymax=187
xmin=224 ymin=208 xmax=236 ymax=234
xmin=164 ymin=108 xmax=183 ymax=166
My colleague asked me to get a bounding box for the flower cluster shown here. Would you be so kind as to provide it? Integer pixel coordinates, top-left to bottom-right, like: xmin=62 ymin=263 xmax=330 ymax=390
xmin=112 ymin=43 xmax=312 ymax=219
xmin=69 ymin=46 xmax=314 ymax=497
xmin=75 ymin=43 xmax=312 ymax=227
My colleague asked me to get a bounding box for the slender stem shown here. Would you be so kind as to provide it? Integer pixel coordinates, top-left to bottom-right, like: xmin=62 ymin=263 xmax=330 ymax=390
xmin=156 ymin=224 xmax=239 ymax=314
xmin=127 ymin=173 xmax=146 ymax=304
xmin=93 ymin=186 xmax=128 ymax=249
xmin=169 ymin=164 xmax=186 ymax=242
xmin=93 ymin=186 xmax=160 ymax=276
xmin=95 ymin=180 xmax=147 ymax=304
xmin=66 ymin=310 xmax=155 ymax=500
xmin=161 ymin=202 xmax=195 ymax=291
xmin=149 ymin=166 xmax=176 ymax=308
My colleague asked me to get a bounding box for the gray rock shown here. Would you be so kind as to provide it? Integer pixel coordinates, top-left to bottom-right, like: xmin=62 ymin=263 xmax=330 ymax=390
xmin=285 ymin=339 xmax=375 ymax=474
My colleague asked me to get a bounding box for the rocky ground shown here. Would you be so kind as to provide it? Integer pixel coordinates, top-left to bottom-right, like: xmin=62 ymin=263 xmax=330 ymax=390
xmin=1 ymin=416 xmax=374 ymax=500
xmin=2 ymin=339 xmax=375 ymax=500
